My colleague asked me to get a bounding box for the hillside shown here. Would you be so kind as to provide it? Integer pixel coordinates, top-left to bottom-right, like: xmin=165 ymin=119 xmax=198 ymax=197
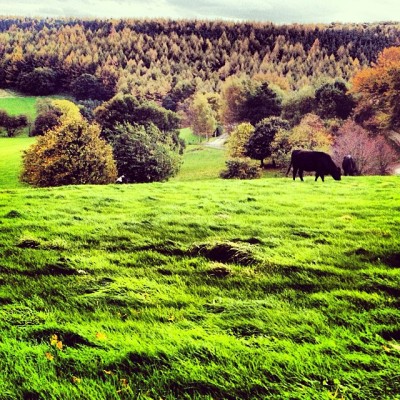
xmin=0 ymin=17 xmax=399 ymax=102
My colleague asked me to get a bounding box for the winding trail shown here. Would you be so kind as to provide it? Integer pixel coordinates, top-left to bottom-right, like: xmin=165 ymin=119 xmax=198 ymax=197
xmin=203 ymin=133 xmax=228 ymax=150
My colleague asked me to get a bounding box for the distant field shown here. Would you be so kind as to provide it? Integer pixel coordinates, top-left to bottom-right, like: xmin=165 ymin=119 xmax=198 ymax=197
xmin=0 ymin=130 xmax=228 ymax=187
xmin=0 ymin=96 xmax=37 ymax=119
xmin=0 ymin=137 xmax=35 ymax=188
xmin=173 ymin=145 xmax=227 ymax=181
xmin=0 ymin=90 xmax=68 ymax=137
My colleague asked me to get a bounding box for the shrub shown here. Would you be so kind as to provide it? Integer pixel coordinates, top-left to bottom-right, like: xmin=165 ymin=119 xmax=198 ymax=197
xmin=220 ymin=159 xmax=261 ymax=179
xmin=111 ymin=123 xmax=181 ymax=183
xmin=30 ymin=109 xmax=62 ymax=136
xmin=21 ymin=102 xmax=117 ymax=187
xmin=0 ymin=111 xmax=28 ymax=137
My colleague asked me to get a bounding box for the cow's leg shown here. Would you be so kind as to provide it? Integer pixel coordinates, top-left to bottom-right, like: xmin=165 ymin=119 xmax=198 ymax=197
xmin=299 ymin=169 xmax=304 ymax=181
xmin=315 ymin=173 xmax=319 ymax=181
xmin=292 ymin=167 xmax=298 ymax=180
xmin=321 ymin=174 xmax=325 ymax=182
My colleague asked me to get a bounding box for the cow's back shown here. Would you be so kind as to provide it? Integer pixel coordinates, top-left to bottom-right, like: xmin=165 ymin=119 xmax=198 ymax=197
xmin=293 ymin=150 xmax=327 ymax=171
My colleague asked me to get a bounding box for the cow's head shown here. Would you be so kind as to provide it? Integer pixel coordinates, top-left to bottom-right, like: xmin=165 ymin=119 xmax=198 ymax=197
xmin=332 ymin=166 xmax=341 ymax=181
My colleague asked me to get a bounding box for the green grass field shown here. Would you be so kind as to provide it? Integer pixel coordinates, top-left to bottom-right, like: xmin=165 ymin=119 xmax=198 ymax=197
xmin=0 ymin=137 xmax=35 ymax=188
xmin=0 ymin=106 xmax=399 ymax=399
xmin=0 ymin=156 xmax=399 ymax=398
xmin=0 ymin=91 xmax=38 ymax=137
xmin=0 ymin=96 xmax=37 ymax=119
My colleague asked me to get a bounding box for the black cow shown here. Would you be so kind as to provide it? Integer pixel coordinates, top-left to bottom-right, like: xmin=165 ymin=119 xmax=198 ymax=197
xmin=342 ymin=155 xmax=357 ymax=176
xmin=286 ymin=150 xmax=341 ymax=182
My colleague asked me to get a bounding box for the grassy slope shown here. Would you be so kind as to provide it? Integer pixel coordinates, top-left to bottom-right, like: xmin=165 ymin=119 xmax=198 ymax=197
xmin=0 ymin=96 xmax=38 ymax=119
xmin=0 ymin=177 xmax=399 ymax=399
xmin=0 ymin=111 xmax=399 ymax=398
xmin=0 ymin=93 xmax=38 ymax=137
xmin=0 ymin=137 xmax=35 ymax=188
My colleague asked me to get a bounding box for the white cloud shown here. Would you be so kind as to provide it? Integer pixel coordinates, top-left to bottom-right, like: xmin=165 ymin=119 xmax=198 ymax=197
xmin=0 ymin=0 xmax=398 ymax=22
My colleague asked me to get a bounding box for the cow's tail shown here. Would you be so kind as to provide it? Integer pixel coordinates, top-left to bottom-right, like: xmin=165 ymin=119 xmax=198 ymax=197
xmin=286 ymin=159 xmax=292 ymax=176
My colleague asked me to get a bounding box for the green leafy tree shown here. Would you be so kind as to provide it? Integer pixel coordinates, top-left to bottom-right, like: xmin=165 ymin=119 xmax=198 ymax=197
xmin=70 ymin=74 xmax=108 ymax=100
xmin=21 ymin=103 xmax=117 ymax=187
xmin=0 ymin=110 xmax=28 ymax=137
xmin=227 ymin=122 xmax=255 ymax=158
xmin=282 ymin=86 xmax=316 ymax=126
xmin=17 ymin=67 xmax=58 ymax=95
xmin=190 ymin=92 xmax=217 ymax=140
xmin=95 ymin=94 xmax=180 ymax=141
xmin=241 ymin=82 xmax=282 ymax=125
xmin=245 ymin=117 xmax=290 ymax=166
xmin=111 ymin=123 xmax=181 ymax=183
xmin=31 ymin=109 xmax=62 ymax=137
xmin=270 ymin=128 xmax=293 ymax=168
xmin=315 ymin=80 xmax=355 ymax=119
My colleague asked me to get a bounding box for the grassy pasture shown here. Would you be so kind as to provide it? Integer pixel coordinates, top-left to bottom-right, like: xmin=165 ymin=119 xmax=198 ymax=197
xmin=0 ymin=95 xmax=37 ymax=119
xmin=0 ymin=176 xmax=399 ymax=399
xmin=0 ymin=137 xmax=35 ymax=188
xmin=0 ymin=91 xmax=38 ymax=137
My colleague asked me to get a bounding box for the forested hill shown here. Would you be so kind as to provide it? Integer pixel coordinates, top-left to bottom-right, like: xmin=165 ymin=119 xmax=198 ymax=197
xmin=0 ymin=17 xmax=399 ymax=101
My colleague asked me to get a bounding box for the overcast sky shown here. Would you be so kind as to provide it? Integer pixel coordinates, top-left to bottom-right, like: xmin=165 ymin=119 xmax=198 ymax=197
xmin=0 ymin=0 xmax=399 ymax=24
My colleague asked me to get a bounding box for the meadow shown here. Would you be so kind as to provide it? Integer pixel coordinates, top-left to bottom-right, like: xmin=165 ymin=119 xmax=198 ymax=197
xmin=0 ymin=98 xmax=399 ymax=399
xmin=0 ymin=139 xmax=399 ymax=398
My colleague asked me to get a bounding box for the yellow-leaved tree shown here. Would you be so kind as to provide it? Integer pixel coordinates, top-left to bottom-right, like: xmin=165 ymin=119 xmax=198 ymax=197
xmin=350 ymin=46 xmax=400 ymax=132
xmin=271 ymin=113 xmax=333 ymax=167
xmin=226 ymin=122 xmax=255 ymax=158
xmin=21 ymin=100 xmax=117 ymax=187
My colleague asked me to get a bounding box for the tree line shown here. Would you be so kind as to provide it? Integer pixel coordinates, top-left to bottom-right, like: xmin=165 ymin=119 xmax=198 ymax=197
xmin=0 ymin=17 xmax=399 ymax=104
xmin=1 ymin=17 xmax=398 ymax=184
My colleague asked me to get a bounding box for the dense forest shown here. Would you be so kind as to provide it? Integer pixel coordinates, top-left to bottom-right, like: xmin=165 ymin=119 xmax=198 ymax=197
xmin=0 ymin=17 xmax=399 ymax=103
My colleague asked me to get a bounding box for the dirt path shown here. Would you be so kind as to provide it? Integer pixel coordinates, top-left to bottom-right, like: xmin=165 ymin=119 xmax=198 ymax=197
xmin=203 ymin=133 xmax=228 ymax=149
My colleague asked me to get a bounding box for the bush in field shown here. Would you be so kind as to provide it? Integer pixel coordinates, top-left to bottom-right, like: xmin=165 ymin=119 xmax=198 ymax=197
xmin=333 ymin=120 xmax=398 ymax=175
xmin=220 ymin=158 xmax=261 ymax=179
xmin=0 ymin=110 xmax=28 ymax=137
xmin=21 ymin=101 xmax=117 ymax=187
xmin=111 ymin=123 xmax=182 ymax=183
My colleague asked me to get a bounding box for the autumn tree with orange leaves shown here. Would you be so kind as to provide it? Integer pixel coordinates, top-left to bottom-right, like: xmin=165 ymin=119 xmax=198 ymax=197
xmin=351 ymin=46 xmax=400 ymax=133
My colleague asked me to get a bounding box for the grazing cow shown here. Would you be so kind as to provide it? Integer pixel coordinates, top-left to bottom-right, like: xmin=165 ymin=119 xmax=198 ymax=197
xmin=286 ymin=150 xmax=341 ymax=182
xmin=342 ymin=155 xmax=357 ymax=176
